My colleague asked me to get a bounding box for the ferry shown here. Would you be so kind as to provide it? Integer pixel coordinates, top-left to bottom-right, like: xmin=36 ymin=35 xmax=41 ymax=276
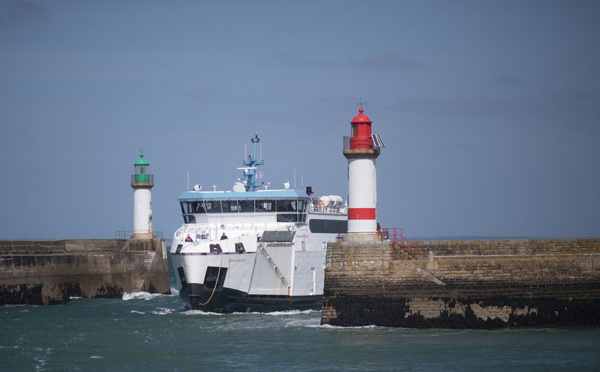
xmin=170 ymin=135 xmax=347 ymax=312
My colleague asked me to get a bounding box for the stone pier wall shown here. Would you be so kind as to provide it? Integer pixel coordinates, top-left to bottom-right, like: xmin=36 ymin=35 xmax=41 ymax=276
xmin=321 ymin=239 xmax=600 ymax=328
xmin=0 ymin=239 xmax=171 ymax=305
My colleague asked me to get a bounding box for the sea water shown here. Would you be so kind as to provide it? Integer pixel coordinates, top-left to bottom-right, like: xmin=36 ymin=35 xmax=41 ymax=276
xmin=1 ymin=291 xmax=599 ymax=372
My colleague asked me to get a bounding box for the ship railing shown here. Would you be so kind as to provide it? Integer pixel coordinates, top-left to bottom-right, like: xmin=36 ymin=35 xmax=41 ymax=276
xmin=309 ymin=199 xmax=344 ymax=214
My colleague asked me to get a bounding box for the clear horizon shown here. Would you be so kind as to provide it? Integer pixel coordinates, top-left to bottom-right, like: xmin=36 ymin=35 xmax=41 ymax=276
xmin=1 ymin=1 xmax=599 ymax=240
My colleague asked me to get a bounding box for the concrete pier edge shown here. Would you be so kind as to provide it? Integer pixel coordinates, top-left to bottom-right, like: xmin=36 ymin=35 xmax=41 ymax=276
xmin=0 ymin=239 xmax=171 ymax=305
xmin=321 ymin=238 xmax=600 ymax=328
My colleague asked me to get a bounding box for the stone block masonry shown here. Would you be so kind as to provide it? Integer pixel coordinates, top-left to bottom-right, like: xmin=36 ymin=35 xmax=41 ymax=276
xmin=0 ymin=239 xmax=171 ymax=305
xmin=321 ymin=239 xmax=600 ymax=328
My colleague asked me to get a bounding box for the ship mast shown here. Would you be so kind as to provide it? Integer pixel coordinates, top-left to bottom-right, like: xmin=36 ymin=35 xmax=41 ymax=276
xmin=241 ymin=134 xmax=264 ymax=191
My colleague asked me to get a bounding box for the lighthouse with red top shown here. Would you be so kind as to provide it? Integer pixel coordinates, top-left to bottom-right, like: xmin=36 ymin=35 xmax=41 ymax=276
xmin=343 ymin=106 xmax=385 ymax=241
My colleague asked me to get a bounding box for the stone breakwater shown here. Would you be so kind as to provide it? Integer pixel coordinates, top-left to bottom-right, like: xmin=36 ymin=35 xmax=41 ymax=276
xmin=321 ymin=239 xmax=600 ymax=328
xmin=0 ymin=239 xmax=171 ymax=305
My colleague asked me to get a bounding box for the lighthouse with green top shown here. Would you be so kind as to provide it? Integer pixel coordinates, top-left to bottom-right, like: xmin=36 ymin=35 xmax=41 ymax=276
xmin=131 ymin=152 xmax=154 ymax=239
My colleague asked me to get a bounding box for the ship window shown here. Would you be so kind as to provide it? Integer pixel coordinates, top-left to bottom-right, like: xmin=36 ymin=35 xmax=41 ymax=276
xmin=277 ymin=214 xmax=298 ymax=223
xmin=222 ymin=200 xmax=239 ymax=213
xmin=235 ymin=242 xmax=245 ymax=253
xmin=181 ymin=201 xmax=205 ymax=214
xmin=205 ymin=201 xmax=222 ymax=213
xmin=298 ymin=200 xmax=306 ymax=213
xmin=256 ymin=200 xmax=275 ymax=212
xmin=240 ymin=200 xmax=254 ymax=212
xmin=183 ymin=215 xmax=196 ymax=224
xmin=181 ymin=202 xmax=190 ymax=214
xmin=309 ymin=219 xmax=347 ymax=234
xmin=193 ymin=201 xmax=206 ymax=213
xmin=277 ymin=200 xmax=297 ymax=212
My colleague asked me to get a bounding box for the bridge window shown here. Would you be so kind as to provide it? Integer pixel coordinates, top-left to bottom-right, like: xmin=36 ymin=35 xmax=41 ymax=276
xmin=256 ymin=200 xmax=275 ymax=212
xmin=240 ymin=200 xmax=254 ymax=212
xmin=277 ymin=200 xmax=297 ymax=212
xmin=205 ymin=201 xmax=222 ymax=213
xmin=222 ymin=200 xmax=239 ymax=213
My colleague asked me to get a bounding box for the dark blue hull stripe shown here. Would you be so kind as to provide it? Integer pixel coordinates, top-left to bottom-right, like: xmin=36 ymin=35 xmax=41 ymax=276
xmin=180 ymin=283 xmax=322 ymax=313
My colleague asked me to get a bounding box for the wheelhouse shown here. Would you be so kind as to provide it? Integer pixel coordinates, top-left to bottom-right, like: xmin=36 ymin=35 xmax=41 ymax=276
xmin=178 ymin=190 xmax=310 ymax=224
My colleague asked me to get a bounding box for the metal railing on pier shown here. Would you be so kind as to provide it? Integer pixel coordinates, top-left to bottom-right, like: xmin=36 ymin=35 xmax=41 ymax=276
xmin=381 ymin=227 xmax=418 ymax=260
xmin=335 ymin=227 xmax=419 ymax=260
xmin=114 ymin=231 xmax=164 ymax=239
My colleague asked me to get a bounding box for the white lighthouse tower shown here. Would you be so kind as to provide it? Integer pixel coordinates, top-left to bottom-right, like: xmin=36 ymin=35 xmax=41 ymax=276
xmin=131 ymin=152 xmax=154 ymax=240
xmin=343 ymin=106 xmax=384 ymax=241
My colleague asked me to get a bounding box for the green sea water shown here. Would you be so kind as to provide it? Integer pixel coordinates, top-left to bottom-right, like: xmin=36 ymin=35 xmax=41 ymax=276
xmin=1 ymin=291 xmax=599 ymax=371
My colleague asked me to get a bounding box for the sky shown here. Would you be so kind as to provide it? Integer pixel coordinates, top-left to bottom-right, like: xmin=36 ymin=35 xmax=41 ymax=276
xmin=1 ymin=0 xmax=599 ymax=240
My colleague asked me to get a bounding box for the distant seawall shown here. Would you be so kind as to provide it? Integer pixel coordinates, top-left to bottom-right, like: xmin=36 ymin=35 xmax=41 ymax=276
xmin=321 ymin=239 xmax=600 ymax=328
xmin=0 ymin=239 xmax=171 ymax=305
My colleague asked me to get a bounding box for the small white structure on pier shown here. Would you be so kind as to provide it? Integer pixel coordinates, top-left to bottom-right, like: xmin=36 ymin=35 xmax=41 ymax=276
xmin=131 ymin=153 xmax=154 ymax=239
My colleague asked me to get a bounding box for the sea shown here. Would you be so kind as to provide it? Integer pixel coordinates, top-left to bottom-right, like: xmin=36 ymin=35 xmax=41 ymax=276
xmin=2 ymin=266 xmax=600 ymax=372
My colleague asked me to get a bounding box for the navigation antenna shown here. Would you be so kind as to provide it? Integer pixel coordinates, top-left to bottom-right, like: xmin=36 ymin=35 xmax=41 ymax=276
xmin=237 ymin=134 xmax=264 ymax=191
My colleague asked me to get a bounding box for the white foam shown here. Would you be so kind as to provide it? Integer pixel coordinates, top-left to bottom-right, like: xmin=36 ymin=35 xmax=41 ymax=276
xmin=122 ymin=292 xmax=164 ymax=301
xmin=152 ymin=307 xmax=176 ymax=315
xmin=316 ymin=324 xmax=378 ymax=329
xmin=182 ymin=310 xmax=224 ymax=316
xmin=263 ymin=309 xmax=318 ymax=316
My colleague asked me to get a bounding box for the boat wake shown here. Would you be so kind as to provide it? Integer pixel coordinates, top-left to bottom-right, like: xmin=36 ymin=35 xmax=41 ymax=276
xmin=122 ymin=291 xmax=167 ymax=301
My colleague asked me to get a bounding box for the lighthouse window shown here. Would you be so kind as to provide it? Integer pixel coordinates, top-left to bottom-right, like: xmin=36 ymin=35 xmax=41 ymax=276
xmin=135 ymin=164 xmax=148 ymax=174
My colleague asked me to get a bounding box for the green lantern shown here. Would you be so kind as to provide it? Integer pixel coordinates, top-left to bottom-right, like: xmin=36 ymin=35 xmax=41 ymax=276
xmin=134 ymin=153 xmax=150 ymax=184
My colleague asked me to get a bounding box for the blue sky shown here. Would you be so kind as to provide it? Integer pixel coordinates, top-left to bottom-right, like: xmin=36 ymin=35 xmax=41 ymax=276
xmin=1 ymin=0 xmax=598 ymax=240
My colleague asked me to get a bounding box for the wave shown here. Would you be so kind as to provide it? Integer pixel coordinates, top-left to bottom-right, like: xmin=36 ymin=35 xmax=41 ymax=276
xmin=122 ymin=292 xmax=165 ymax=301
xmin=152 ymin=307 xmax=176 ymax=315
xmin=181 ymin=309 xmax=225 ymax=316
xmin=251 ymin=309 xmax=319 ymax=316
xmin=316 ymin=323 xmax=379 ymax=329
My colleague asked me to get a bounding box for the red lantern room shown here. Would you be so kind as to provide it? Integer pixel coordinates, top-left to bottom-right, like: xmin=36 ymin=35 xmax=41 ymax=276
xmin=350 ymin=107 xmax=373 ymax=149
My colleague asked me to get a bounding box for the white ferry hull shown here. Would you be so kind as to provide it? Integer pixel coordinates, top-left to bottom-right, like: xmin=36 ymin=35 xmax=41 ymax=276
xmin=170 ymin=228 xmax=340 ymax=313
